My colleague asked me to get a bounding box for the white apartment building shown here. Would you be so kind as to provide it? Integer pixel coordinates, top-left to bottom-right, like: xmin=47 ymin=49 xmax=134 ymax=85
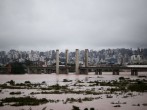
xmin=131 ymin=55 xmax=143 ymax=64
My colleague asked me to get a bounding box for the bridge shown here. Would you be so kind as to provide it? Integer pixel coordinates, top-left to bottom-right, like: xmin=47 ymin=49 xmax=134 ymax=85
xmin=28 ymin=49 xmax=147 ymax=75
xmin=1 ymin=49 xmax=147 ymax=76
xmin=26 ymin=65 xmax=147 ymax=76
xmin=79 ymin=66 xmax=147 ymax=75
xmin=27 ymin=49 xmax=147 ymax=76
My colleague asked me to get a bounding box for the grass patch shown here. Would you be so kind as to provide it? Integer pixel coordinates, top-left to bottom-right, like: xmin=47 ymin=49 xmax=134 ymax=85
xmin=10 ymin=91 xmax=21 ymax=95
xmin=1 ymin=96 xmax=48 ymax=106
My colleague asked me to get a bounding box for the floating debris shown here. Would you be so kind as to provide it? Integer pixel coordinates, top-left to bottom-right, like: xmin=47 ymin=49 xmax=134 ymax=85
xmin=113 ymin=105 xmax=121 ymax=107
xmin=132 ymin=104 xmax=140 ymax=106
xmin=106 ymin=94 xmax=113 ymax=98
xmin=142 ymin=103 xmax=147 ymax=106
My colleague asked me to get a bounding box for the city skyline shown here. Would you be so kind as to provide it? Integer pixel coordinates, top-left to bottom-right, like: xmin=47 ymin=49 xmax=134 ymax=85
xmin=0 ymin=47 xmax=146 ymax=52
xmin=0 ymin=0 xmax=147 ymax=51
xmin=0 ymin=48 xmax=147 ymax=67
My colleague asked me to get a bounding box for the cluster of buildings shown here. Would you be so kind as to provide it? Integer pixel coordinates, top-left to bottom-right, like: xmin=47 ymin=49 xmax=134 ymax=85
xmin=0 ymin=48 xmax=147 ymax=67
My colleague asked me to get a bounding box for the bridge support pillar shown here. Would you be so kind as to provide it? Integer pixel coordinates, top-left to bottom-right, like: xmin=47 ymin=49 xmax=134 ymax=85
xmin=29 ymin=68 xmax=32 ymax=74
xmin=46 ymin=69 xmax=49 ymax=74
xmin=95 ymin=69 xmax=98 ymax=75
xmin=80 ymin=69 xmax=88 ymax=74
xmin=113 ymin=69 xmax=119 ymax=75
xmin=56 ymin=49 xmax=59 ymax=74
xmin=33 ymin=68 xmax=37 ymax=74
xmin=85 ymin=49 xmax=89 ymax=74
xmin=43 ymin=68 xmax=46 ymax=74
xmin=65 ymin=49 xmax=69 ymax=74
xmin=37 ymin=69 xmax=41 ymax=74
xmin=131 ymin=69 xmax=138 ymax=76
xmin=95 ymin=69 xmax=102 ymax=75
xmin=27 ymin=67 xmax=30 ymax=74
xmin=75 ymin=49 xmax=79 ymax=74
xmin=99 ymin=69 xmax=102 ymax=75
xmin=59 ymin=68 xmax=67 ymax=74
xmin=49 ymin=69 xmax=53 ymax=74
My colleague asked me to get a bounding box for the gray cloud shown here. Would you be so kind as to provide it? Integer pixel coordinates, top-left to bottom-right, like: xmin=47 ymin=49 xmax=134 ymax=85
xmin=0 ymin=0 xmax=147 ymax=51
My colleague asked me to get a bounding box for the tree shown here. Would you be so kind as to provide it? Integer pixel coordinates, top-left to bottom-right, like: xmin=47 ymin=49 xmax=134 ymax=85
xmin=25 ymin=60 xmax=33 ymax=66
xmin=11 ymin=62 xmax=25 ymax=74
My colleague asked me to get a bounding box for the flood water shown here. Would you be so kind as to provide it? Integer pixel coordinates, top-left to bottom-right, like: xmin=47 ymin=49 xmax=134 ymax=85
xmin=0 ymin=72 xmax=147 ymax=110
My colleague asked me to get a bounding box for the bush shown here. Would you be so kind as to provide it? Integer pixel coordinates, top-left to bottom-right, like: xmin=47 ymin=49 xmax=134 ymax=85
xmin=90 ymin=108 xmax=95 ymax=110
xmin=1 ymin=96 xmax=48 ymax=106
xmin=72 ymin=105 xmax=80 ymax=110
xmin=119 ymin=77 xmax=125 ymax=80
xmin=7 ymin=80 xmax=15 ymax=85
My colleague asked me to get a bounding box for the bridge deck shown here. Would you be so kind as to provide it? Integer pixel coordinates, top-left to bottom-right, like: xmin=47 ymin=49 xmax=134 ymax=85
xmin=79 ymin=66 xmax=147 ymax=70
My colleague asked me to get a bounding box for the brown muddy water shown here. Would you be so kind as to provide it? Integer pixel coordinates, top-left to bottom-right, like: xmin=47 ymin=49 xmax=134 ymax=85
xmin=0 ymin=72 xmax=147 ymax=110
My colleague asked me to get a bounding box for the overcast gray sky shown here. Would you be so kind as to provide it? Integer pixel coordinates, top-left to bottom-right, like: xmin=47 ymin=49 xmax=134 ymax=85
xmin=0 ymin=0 xmax=147 ymax=51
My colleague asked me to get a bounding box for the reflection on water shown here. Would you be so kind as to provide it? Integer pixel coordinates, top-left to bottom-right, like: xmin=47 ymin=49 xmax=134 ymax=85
xmin=0 ymin=72 xmax=147 ymax=110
